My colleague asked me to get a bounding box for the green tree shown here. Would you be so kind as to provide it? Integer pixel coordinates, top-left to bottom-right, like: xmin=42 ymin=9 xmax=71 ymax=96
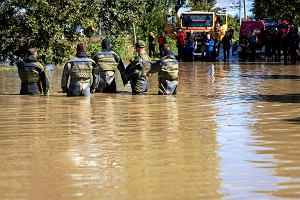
xmin=253 ymin=0 xmax=300 ymax=25
xmin=0 ymin=0 xmax=170 ymax=65
xmin=140 ymin=0 xmax=168 ymax=40
xmin=0 ymin=0 xmax=100 ymax=64
xmin=227 ymin=15 xmax=240 ymax=41
xmin=189 ymin=0 xmax=217 ymax=11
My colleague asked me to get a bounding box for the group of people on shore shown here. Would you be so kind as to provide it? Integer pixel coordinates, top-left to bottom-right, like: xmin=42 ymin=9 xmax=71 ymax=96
xmin=17 ymin=39 xmax=179 ymax=97
xmin=151 ymin=26 xmax=299 ymax=64
xmin=175 ymin=29 xmax=236 ymax=62
xmin=149 ymin=29 xmax=227 ymax=62
xmin=238 ymin=26 xmax=299 ymax=64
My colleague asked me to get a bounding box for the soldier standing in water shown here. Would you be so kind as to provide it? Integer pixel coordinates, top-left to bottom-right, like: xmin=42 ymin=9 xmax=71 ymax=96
xmin=17 ymin=48 xmax=49 ymax=96
xmin=61 ymin=43 xmax=99 ymax=96
xmin=125 ymin=40 xmax=151 ymax=95
xmin=148 ymin=44 xmax=179 ymax=95
xmin=93 ymin=38 xmax=127 ymax=93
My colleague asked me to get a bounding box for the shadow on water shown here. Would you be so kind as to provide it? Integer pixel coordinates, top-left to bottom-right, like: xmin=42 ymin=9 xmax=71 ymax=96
xmin=210 ymin=93 xmax=300 ymax=103
xmin=246 ymin=94 xmax=300 ymax=103
xmin=0 ymin=94 xmax=20 ymax=96
xmin=241 ymin=75 xmax=300 ymax=80
xmin=284 ymin=117 xmax=300 ymax=124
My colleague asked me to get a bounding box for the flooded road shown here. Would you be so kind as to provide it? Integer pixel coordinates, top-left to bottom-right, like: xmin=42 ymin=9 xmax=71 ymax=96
xmin=1 ymin=62 xmax=300 ymax=199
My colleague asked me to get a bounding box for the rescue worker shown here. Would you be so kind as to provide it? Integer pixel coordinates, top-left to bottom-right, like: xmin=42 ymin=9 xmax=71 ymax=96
xmin=287 ymin=26 xmax=299 ymax=64
xmin=240 ymin=32 xmax=249 ymax=62
xmin=148 ymin=32 xmax=156 ymax=58
xmin=176 ymin=29 xmax=185 ymax=61
xmin=205 ymin=34 xmax=215 ymax=61
xmin=282 ymin=32 xmax=289 ymax=64
xmin=61 ymin=43 xmax=99 ymax=96
xmin=264 ymin=29 xmax=274 ymax=61
xmin=273 ymin=27 xmax=282 ymax=61
xmin=17 ymin=48 xmax=49 ymax=95
xmin=93 ymin=38 xmax=126 ymax=93
xmin=125 ymin=40 xmax=151 ymax=95
xmin=221 ymin=31 xmax=231 ymax=62
xmin=184 ymin=30 xmax=196 ymax=62
xmin=248 ymin=30 xmax=257 ymax=61
xmin=148 ymin=44 xmax=178 ymax=95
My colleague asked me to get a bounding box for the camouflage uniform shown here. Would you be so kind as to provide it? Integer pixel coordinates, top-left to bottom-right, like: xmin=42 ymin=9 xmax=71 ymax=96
xmin=126 ymin=40 xmax=151 ymax=95
xmin=17 ymin=52 xmax=49 ymax=95
xmin=93 ymin=39 xmax=126 ymax=93
xmin=150 ymin=52 xmax=179 ymax=95
xmin=61 ymin=45 xmax=99 ymax=96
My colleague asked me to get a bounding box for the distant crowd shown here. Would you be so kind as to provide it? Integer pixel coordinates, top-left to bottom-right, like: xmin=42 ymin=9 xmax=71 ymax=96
xmin=149 ymin=26 xmax=300 ymax=64
xmin=240 ymin=25 xmax=299 ymax=64
xmin=148 ymin=30 xmax=234 ymax=62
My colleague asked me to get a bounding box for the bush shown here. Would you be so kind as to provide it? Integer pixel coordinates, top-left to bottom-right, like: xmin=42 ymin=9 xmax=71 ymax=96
xmin=109 ymin=36 xmax=135 ymax=63
xmin=166 ymin=37 xmax=178 ymax=54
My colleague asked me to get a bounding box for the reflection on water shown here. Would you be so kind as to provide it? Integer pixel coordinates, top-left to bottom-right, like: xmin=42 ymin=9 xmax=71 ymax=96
xmin=0 ymin=63 xmax=300 ymax=199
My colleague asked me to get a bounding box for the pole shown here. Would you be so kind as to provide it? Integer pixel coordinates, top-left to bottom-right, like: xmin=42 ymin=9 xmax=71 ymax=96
xmin=133 ymin=22 xmax=137 ymax=44
xmin=99 ymin=19 xmax=102 ymax=36
xmin=239 ymin=0 xmax=242 ymax=25
xmin=244 ymin=0 xmax=247 ymax=20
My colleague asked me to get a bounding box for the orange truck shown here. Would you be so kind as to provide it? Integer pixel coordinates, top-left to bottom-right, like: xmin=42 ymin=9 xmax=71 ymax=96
xmin=164 ymin=10 xmax=228 ymax=41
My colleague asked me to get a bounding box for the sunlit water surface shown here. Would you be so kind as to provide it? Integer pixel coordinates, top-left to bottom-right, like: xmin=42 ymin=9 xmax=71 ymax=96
xmin=1 ymin=62 xmax=300 ymax=200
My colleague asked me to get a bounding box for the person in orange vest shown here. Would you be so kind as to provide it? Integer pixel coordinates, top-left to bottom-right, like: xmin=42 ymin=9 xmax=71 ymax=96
xmin=158 ymin=32 xmax=167 ymax=57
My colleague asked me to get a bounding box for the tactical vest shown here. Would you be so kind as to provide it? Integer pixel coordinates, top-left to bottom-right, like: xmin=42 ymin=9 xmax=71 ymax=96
xmin=159 ymin=56 xmax=179 ymax=80
xmin=94 ymin=52 xmax=118 ymax=71
xmin=18 ymin=62 xmax=42 ymax=83
xmin=138 ymin=53 xmax=151 ymax=78
xmin=69 ymin=61 xmax=92 ymax=80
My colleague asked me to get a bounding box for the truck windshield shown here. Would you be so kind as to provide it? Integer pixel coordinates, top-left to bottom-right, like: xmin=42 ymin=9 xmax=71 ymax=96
xmin=181 ymin=14 xmax=214 ymax=27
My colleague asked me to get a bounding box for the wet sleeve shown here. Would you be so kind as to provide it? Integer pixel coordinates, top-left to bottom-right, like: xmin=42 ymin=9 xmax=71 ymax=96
xmin=117 ymin=57 xmax=128 ymax=86
xmin=61 ymin=63 xmax=70 ymax=93
xmin=40 ymin=70 xmax=49 ymax=95
xmin=36 ymin=66 xmax=49 ymax=95
xmin=150 ymin=60 xmax=162 ymax=74
xmin=125 ymin=57 xmax=139 ymax=73
xmin=92 ymin=54 xmax=98 ymax=63
xmin=115 ymin=54 xmax=126 ymax=72
xmin=91 ymin=62 xmax=100 ymax=93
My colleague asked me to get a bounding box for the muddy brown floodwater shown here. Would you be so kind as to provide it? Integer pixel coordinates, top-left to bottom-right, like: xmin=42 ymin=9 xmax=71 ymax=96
xmin=0 ymin=62 xmax=300 ymax=199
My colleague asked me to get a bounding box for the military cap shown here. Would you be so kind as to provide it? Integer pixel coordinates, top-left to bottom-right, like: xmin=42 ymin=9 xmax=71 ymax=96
xmin=135 ymin=40 xmax=146 ymax=48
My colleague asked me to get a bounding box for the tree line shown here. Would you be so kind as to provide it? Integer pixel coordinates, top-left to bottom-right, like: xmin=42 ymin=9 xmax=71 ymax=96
xmin=0 ymin=0 xmax=171 ymax=65
xmin=1 ymin=0 xmax=241 ymax=65
xmin=253 ymin=0 xmax=300 ymax=24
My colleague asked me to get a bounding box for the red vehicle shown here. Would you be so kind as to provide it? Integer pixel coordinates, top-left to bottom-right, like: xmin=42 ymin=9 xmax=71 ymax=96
xmin=278 ymin=20 xmax=290 ymax=33
xmin=239 ymin=20 xmax=265 ymax=49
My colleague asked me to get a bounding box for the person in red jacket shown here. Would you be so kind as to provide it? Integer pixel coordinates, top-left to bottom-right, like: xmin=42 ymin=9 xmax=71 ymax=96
xmin=158 ymin=33 xmax=167 ymax=57
xmin=176 ymin=29 xmax=185 ymax=61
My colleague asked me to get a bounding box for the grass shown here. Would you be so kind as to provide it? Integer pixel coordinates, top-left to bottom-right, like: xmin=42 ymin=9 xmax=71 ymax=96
xmin=0 ymin=65 xmax=16 ymax=70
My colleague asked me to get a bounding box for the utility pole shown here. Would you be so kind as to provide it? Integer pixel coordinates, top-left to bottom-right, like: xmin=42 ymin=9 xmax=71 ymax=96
xmin=244 ymin=0 xmax=247 ymax=20
xmin=239 ymin=0 xmax=242 ymax=25
xmin=99 ymin=19 xmax=102 ymax=36
xmin=133 ymin=22 xmax=137 ymax=44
